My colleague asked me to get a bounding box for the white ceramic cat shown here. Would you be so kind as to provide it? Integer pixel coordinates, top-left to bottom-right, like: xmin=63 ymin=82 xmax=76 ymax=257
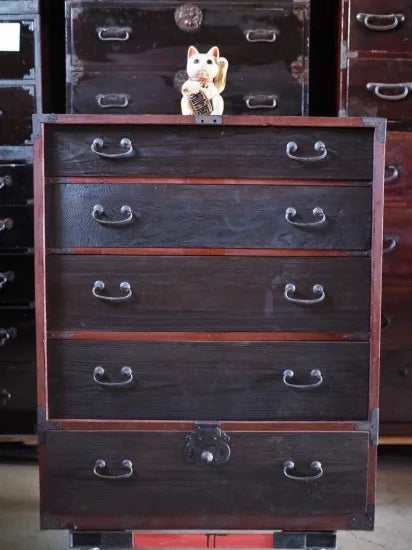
xmin=181 ymin=46 xmax=228 ymax=115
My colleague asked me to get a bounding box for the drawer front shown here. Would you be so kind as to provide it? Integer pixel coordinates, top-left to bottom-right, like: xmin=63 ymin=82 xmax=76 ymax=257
xmin=0 ymin=86 xmax=35 ymax=146
xmin=348 ymin=0 xmax=412 ymax=54
xmin=0 ymin=163 xmax=33 ymax=205
xmin=44 ymin=430 xmax=368 ymax=529
xmin=68 ymin=67 xmax=306 ymax=116
xmin=384 ymin=132 xmax=412 ymax=205
xmin=47 ymin=340 xmax=370 ymax=421
xmin=0 ymin=253 xmax=34 ymax=304
xmin=46 ymin=125 xmax=374 ymax=180
xmin=0 ymin=361 xmax=36 ymax=411
xmin=381 ymin=286 xmax=412 ymax=349
xmin=380 ymin=348 xmax=412 ymax=422
xmin=0 ymin=205 xmax=33 ymax=249
xmin=0 ymin=309 xmax=35 ymax=362
xmin=46 ymin=256 xmax=371 ymax=332
xmin=346 ymin=58 xmax=412 ymax=119
xmin=46 ymin=184 xmax=372 ymax=251
xmin=0 ymin=17 xmax=35 ymax=79
xmin=382 ymin=208 xmax=412 ymax=277
xmin=68 ymin=1 xmax=307 ymax=70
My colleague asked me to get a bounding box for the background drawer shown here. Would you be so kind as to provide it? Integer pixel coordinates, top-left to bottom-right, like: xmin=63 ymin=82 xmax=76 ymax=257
xmin=0 ymin=253 xmax=34 ymax=305
xmin=47 ymin=340 xmax=370 ymax=421
xmin=46 ymin=255 xmax=371 ymax=333
xmin=382 ymin=208 xmax=412 ymax=276
xmin=0 ymin=86 xmax=35 ymax=145
xmin=380 ymin=348 xmax=412 ymax=422
xmin=0 ymin=361 xmax=36 ymax=411
xmin=46 ymin=184 xmax=372 ymax=250
xmin=0 ymin=205 xmax=33 ymax=249
xmin=43 ymin=430 xmax=369 ymax=530
xmin=384 ymin=132 xmax=412 ymax=204
xmin=0 ymin=17 xmax=35 ymax=79
xmin=0 ymin=309 xmax=35 ymax=362
xmin=0 ymin=163 xmax=33 ymax=205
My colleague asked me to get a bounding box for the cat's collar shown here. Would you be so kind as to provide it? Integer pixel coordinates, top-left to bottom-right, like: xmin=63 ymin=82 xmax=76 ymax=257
xmin=188 ymin=76 xmax=214 ymax=84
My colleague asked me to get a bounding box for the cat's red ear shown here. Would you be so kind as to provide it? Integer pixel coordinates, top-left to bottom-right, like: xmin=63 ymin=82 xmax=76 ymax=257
xmin=188 ymin=46 xmax=199 ymax=59
xmin=207 ymin=46 xmax=219 ymax=58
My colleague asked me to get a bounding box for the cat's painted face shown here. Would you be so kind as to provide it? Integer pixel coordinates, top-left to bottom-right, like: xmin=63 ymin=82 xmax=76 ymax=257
xmin=186 ymin=46 xmax=220 ymax=79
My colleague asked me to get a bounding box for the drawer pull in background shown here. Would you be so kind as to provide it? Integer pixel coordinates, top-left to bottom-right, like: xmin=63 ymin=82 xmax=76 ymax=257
xmin=283 ymin=369 xmax=323 ymax=389
xmin=244 ymin=29 xmax=277 ymax=42
xmin=0 ymin=175 xmax=12 ymax=189
xmin=284 ymin=283 xmax=325 ymax=305
xmin=383 ymin=235 xmax=399 ymax=254
xmin=244 ymin=94 xmax=277 ymax=109
xmin=286 ymin=141 xmax=327 ymax=162
xmin=92 ymin=204 xmax=134 ymax=226
xmin=0 ymin=218 xmax=13 ymax=232
xmin=91 ymin=138 xmax=134 ymax=159
xmin=92 ymin=281 xmax=132 ymax=302
xmin=283 ymin=460 xmax=324 ymax=481
xmin=0 ymin=388 xmax=11 ymax=407
xmin=93 ymin=459 xmax=133 ymax=480
xmin=93 ymin=366 xmax=134 ymax=387
xmin=0 ymin=271 xmax=15 ymax=290
xmin=385 ymin=165 xmax=400 ymax=184
xmin=356 ymin=13 xmax=405 ymax=32
xmin=96 ymin=26 xmax=131 ymax=41
xmin=0 ymin=327 xmax=16 ymax=347
xmin=285 ymin=206 xmax=326 ymax=227
xmin=96 ymin=93 xmax=130 ymax=109
xmin=366 ymin=82 xmax=412 ymax=101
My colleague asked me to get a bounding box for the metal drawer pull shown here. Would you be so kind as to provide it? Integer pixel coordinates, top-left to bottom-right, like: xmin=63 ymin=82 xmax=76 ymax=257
xmin=0 ymin=271 xmax=15 ymax=290
xmin=383 ymin=235 xmax=399 ymax=254
xmin=385 ymin=164 xmax=399 ymax=184
xmin=97 ymin=26 xmax=131 ymax=41
xmin=286 ymin=141 xmax=327 ymax=162
xmin=283 ymin=369 xmax=323 ymax=389
xmin=0 ymin=218 xmax=13 ymax=232
xmin=356 ymin=13 xmax=405 ymax=31
xmin=0 ymin=175 xmax=12 ymax=189
xmin=0 ymin=328 xmax=16 ymax=347
xmin=92 ymin=281 xmax=132 ymax=302
xmin=244 ymin=29 xmax=277 ymax=42
xmin=366 ymin=82 xmax=412 ymax=101
xmin=285 ymin=207 xmax=326 ymax=227
xmin=96 ymin=93 xmax=130 ymax=109
xmin=284 ymin=283 xmax=325 ymax=305
xmin=283 ymin=460 xmax=324 ymax=481
xmin=93 ymin=366 xmax=134 ymax=387
xmin=0 ymin=389 xmax=11 ymax=406
xmin=93 ymin=459 xmax=133 ymax=480
xmin=244 ymin=94 xmax=277 ymax=109
xmin=91 ymin=138 xmax=134 ymax=159
xmin=92 ymin=204 xmax=134 ymax=226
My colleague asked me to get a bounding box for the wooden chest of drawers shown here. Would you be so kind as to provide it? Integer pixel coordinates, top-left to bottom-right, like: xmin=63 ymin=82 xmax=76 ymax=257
xmin=35 ymin=114 xmax=384 ymax=532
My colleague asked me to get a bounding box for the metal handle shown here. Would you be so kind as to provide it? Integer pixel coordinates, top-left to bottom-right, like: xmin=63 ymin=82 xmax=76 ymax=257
xmin=96 ymin=93 xmax=130 ymax=109
xmin=244 ymin=29 xmax=277 ymax=42
xmin=93 ymin=459 xmax=133 ymax=480
xmin=366 ymin=82 xmax=412 ymax=101
xmin=385 ymin=165 xmax=400 ymax=184
xmin=0 ymin=328 xmax=16 ymax=347
xmin=0 ymin=218 xmax=13 ymax=232
xmin=244 ymin=94 xmax=277 ymax=109
xmin=383 ymin=235 xmax=399 ymax=254
xmin=285 ymin=207 xmax=326 ymax=227
xmin=286 ymin=141 xmax=327 ymax=162
xmin=92 ymin=281 xmax=132 ymax=302
xmin=0 ymin=271 xmax=15 ymax=290
xmin=284 ymin=283 xmax=326 ymax=305
xmin=91 ymin=138 xmax=134 ymax=159
xmin=356 ymin=12 xmax=405 ymax=31
xmin=283 ymin=369 xmax=323 ymax=389
xmin=0 ymin=388 xmax=11 ymax=406
xmin=93 ymin=366 xmax=134 ymax=387
xmin=283 ymin=460 xmax=324 ymax=481
xmin=0 ymin=175 xmax=12 ymax=190
xmin=97 ymin=26 xmax=131 ymax=41
xmin=92 ymin=204 xmax=134 ymax=226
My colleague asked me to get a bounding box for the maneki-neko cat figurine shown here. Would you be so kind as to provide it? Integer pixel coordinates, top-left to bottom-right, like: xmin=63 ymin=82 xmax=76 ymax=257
xmin=181 ymin=45 xmax=228 ymax=115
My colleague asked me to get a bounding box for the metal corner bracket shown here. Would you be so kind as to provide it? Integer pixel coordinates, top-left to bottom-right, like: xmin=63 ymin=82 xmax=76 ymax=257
xmin=355 ymin=408 xmax=379 ymax=446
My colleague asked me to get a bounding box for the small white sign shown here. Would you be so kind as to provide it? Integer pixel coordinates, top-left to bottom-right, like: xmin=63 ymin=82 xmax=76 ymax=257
xmin=0 ymin=23 xmax=21 ymax=52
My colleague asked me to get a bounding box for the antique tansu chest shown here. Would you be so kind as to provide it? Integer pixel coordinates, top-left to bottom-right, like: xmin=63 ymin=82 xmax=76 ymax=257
xmin=34 ymin=115 xmax=385 ymax=539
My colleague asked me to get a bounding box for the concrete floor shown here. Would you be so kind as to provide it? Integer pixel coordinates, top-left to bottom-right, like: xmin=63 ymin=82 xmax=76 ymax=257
xmin=0 ymin=448 xmax=410 ymax=550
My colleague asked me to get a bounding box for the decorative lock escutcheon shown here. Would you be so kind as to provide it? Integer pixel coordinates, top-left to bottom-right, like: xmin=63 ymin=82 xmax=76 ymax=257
xmin=185 ymin=424 xmax=231 ymax=466
xmin=174 ymin=3 xmax=203 ymax=32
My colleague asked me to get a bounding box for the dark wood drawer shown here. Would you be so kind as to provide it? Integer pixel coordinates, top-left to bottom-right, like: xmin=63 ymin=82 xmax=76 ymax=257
xmin=0 ymin=361 xmax=36 ymax=411
xmin=46 ymin=184 xmax=372 ymax=251
xmin=382 ymin=208 xmax=412 ymax=277
xmin=0 ymin=253 xmax=34 ymax=305
xmin=46 ymin=256 xmax=371 ymax=333
xmin=0 ymin=309 xmax=35 ymax=362
xmin=381 ymin=285 xmax=412 ymax=349
xmin=0 ymin=86 xmax=35 ymax=146
xmin=0 ymin=16 xmax=35 ymax=80
xmin=45 ymin=124 xmax=374 ymax=180
xmin=68 ymin=67 xmax=306 ymax=116
xmin=0 ymin=162 xmax=33 ymax=205
xmin=47 ymin=340 xmax=370 ymax=421
xmin=0 ymin=205 xmax=33 ymax=249
xmin=43 ymin=430 xmax=369 ymax=530
xmin=384 ymin=132 xmax=412 ymax=205
xmin=67 ymin=1 xmax=308 ymax=70
xmin=380 ymin=348 xmax=412 ymax=422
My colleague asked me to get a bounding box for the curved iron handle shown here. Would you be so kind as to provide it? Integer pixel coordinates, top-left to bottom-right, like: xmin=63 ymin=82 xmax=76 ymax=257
xmin=383 ymin=235 xmax=399 ymax=254
xmin=285 ymin=207 xmax=326 ymax=227
xmin=93 ymin=459 xmax=133 ymax=479
xmin=97 ymin=26 xmax=131 ymax=41
xmin=0 ymin=388 xmax=11 ymax=406
xmin=92 ymin=204 xmax=134 ymax=226
xmin=366 ymin=82 xmax=412 ymax=101
xmin=96 ymin=93 xmax=130 ymax=109
xmin=244 ymin=94 xmax=277 ymax=109
xmin=93 ymin=366 xmax=134 ymax=387
xmin=356 ymin=12 xmax=405 ymax=31
xmin=286 ymin=141 xmax=327 ymax=162
xmin=0 ymin=271 xmax=15 ymax=290
xmin=283 ymin=460 xmax=324 ymax=481
xmin=385 ymin=164 xmax=400 ymax=184
xmin=92 ymin=281 xmax=132 ymax=302
xmin=0 ymin=328 xmax=16 ymax=347
xmin=0 ymin=175 xmax=12 ymax=190
xmin=0 ymin=218 xmax=13 ymax=232
xmin=284 ymin=283 xmax=325 ymax=305
xmin=283 ymin=369 xmax=323 ymax=389
xmin=91 ymin=138 xmax=134 ymax=159
xmin=244 ymin=29 xmax=277 ymax=42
